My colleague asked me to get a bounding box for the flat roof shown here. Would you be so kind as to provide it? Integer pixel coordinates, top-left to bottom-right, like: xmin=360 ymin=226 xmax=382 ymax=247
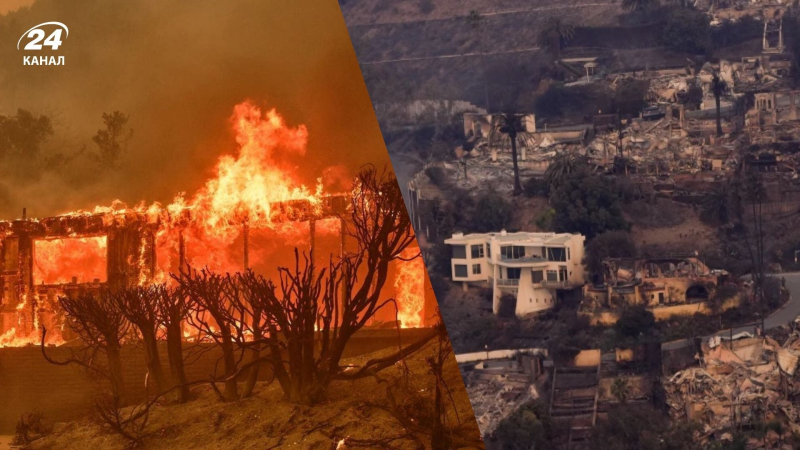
xmin=444 ymin=231 xmax=582 ymax=247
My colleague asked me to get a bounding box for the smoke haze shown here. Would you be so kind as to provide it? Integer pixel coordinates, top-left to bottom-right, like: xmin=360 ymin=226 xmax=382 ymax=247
xmin=0 ymin=0 xmax=387 ymax=218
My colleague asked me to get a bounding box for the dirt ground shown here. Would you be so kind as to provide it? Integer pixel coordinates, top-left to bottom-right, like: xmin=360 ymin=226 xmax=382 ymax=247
xmin=27 ymin=340 xmax=483 ymax=450
xmin=625 ymin=199 xmax=717 ymax=254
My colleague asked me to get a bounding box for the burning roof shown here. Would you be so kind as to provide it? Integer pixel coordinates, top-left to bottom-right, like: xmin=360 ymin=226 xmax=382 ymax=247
xmin=0 ymin=101 xmax=429 ymax=347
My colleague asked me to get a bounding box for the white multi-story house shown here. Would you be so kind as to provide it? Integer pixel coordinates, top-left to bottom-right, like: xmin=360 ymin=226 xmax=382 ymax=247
xmin=444 ymin=230 xmax=586 ymax=316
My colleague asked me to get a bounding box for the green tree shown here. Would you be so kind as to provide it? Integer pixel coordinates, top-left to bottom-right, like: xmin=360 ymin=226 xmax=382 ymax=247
xmin=661 ymin=8 xmax=711 ymax=54
xmin=550 ymin=170 xmax=629 ymax=238
xmin=471 ymin=190 xmax=513 ymax=232
xmin=92 ymin=111 xmax=133 ymax=169
xmin=613 ymin=80 xmax=649 ymax=116
xmin=537 ymin=17 xmax=575 ymax=60
xmin=524 ymin=177 xmax=549 ymax=197
xmin=419 ymin=198 xmax=456 ymax=240
xmin=492 ymin=113 xmax=526 ymax=196
xmin=495 ymin=401 xmax=553 ymax=450
xmin=545 ymin=152 xmax=581 ymax=191
xmin=584 ymin=231 xmax=638 ymax=276
xmin=0 ymin=109 xmax=54 ymax=178
xmin=615 ymin=306 xmax=655 ymax=338
xmin=589 ymin=405 xmax=703 ymax=450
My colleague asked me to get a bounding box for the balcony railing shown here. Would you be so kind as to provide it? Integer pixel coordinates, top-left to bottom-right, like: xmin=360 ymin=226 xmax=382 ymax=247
xmin=499 ymin=255 xmax=548 ymax=264
xmin=496 ymin=279 xmax=520 ymax=287
xmin=540 ymin=280 xmax=575 ymax=289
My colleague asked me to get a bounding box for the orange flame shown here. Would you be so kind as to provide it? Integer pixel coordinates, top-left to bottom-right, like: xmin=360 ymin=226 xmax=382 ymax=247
xmin=33 ymin=237 xmax=108 ymax=285
xmin=2 ymin=100 xmax=426 ymax=348
xmin=395 ymin=247 xmax=425 ymax=328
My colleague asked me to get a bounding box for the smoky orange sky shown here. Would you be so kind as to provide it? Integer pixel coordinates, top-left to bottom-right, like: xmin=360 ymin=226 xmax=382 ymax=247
xmin=0 ymin=0 xmax=389 ymax=218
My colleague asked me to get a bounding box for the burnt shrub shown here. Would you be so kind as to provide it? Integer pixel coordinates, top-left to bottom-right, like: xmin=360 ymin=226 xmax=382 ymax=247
xmin=615 ymin=306 xmax=656 ymax=338
xmin=497 ymin=293 xmax=518 ymax=318
xmin=524 ymin=177 xmax=548 ymax=197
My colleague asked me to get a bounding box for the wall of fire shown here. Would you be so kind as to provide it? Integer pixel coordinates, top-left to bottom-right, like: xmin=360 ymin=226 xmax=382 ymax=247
xmin=0 ymin=207 xmax=436 ymax=340
xmin=0 ymin=212 xmax=155 ymax=340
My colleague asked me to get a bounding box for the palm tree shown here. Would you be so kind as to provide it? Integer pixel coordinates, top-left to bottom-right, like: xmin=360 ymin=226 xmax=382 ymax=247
xmin=712 ymin=71 xmax=728 ymax=137
xmin=545 ymin=152 xmax=580 ymax=191
xmin=491 ymin=113 xmax=525 ymax=196
xmin=611 ymin=378 xmax=630 ymax=404
xmin=622 ymin=0 xmax=659 ymax=11
xmin=537 ymin=17 xmax=575 ymax=60
xmin=701 ymin=185 xmax=731 ymax=225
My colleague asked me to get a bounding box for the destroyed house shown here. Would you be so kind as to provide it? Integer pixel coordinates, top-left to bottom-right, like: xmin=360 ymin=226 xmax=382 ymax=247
xmin=0 ymin=195 xmax=350 ymax=341
xmin=583 ymin=257 xmax=725 ymax=309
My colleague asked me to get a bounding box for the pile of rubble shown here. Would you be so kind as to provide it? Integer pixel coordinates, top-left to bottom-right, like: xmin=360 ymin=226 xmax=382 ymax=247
xmin=664 ymin=332 xmax=800 ymax=437
xmin=461 ymin=362 xmax=539 ymax=437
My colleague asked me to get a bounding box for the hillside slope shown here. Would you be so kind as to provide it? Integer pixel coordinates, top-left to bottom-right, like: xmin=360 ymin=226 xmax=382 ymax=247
xmin=29 ymin=340 xmax=482 ymax=450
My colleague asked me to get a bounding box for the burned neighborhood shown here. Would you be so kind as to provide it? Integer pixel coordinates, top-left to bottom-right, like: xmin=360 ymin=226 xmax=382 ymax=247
xmin=345 ymin=0 xmax=800 ymax=448
xmin=0 ymin=0 xmax=483 ymax=449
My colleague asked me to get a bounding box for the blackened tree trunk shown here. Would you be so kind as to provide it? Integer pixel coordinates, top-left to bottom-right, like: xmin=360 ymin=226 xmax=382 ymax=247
xmin=510 ymin=132 xmax=522 ymax=196
xmin=108 ymin=286 xmax=168 ymax=394
xmin=107 ymin=342 xmax=127 ymax=406
xmin=156 ymin=285 xmax=190 ymax=402
xmin=141 ymin=328 xmax=167 ymax=394
xmin=240 ymin=307 xmax=262 ymax=399
xmin=164 ymin=320 xmax=189 ymax=402
xmin=715 ymin=94 xmax=723 ymax=136
xmin=218 ymin=326 xmax=239 ymax=401
xmin=58 ymin=292 xmax=131 ymax=406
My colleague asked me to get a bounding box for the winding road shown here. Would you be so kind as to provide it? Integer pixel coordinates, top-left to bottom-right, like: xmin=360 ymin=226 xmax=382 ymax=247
xmin=663 ymin=272 xmax=800 ymax=350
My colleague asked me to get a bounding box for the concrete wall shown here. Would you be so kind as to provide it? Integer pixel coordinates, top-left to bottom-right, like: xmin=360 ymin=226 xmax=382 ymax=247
xmin=0 ymin=328 xmax=429 ymax=432
xmin=455 ymin=347 xmax=547 ymax=364
xmin=572 ymin=349 xmax=601 ymax=367
xmin=581 ymin=295 xmax=741 ymax=325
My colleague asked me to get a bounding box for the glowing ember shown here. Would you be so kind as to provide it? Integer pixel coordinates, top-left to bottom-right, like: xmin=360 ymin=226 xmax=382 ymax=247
xmin=395 ymin=246 xmax=425 ymax=328
xmin=33 ymin=237 xmax=108 ymax=285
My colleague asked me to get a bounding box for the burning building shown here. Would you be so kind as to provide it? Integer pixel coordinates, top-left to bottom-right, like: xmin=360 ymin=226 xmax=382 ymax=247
xmin=0 ymin=101 xmax=433 ymax=348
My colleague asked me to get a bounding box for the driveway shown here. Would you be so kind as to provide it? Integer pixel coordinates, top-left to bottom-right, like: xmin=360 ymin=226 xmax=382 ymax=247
xmin=662 ymin=272 xmax=800 ymax=350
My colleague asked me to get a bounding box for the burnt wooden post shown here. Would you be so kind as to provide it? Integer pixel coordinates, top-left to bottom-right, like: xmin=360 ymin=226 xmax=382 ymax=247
xmin=107 ymin=225 xmax=143 ymax=290
xmin=12 ymin=219 xmax=34 ymax=336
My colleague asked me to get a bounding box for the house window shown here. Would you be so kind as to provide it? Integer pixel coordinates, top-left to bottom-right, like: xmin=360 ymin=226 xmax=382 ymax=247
xmin=532 ymin=270 xmax=544 ymax=283
xmin=452 ymin=245 xmax=466 ymax=259
xmin=546 ymin=247 xmax=566 ymax=262
xmin=507 ymin=268 xmax=521 ymax=279
xmin=472 ymin=264 xmax=482 ymax=275
xmin=566 ymin=248 xmax=571 ymax=260
xmin=546 ymin=270 xmax=558 ymax=282
xmin=471 ymin=244 xmax=484 ymax=258
xmin=454 ymin=265 xmax=468 ymax=278
xmin=501 ymin=246 xmax=525 ymax=259
xmin=487 ymin=245 xmax=491 ymax=257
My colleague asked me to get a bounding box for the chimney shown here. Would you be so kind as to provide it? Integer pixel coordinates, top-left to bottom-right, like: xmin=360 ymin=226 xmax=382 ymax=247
xmin=22 ymin=208 xmax=26 ymax=220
